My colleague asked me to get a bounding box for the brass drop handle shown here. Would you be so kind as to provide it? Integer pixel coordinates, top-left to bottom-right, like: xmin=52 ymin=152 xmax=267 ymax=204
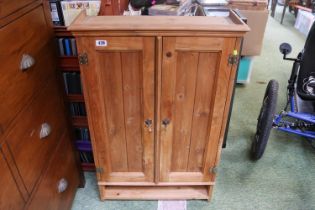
xmin=162 ymin=118 xmax=170 ymax=128
xmin=20 ymin=54 xmax=35 ymax=72
xmin=57 ymin=178 xmax=68 ymax=193
xmin=144 ymin=119 xmax=153 ymax=132
xmin=39 ymin=123 xmax=52 ymax=139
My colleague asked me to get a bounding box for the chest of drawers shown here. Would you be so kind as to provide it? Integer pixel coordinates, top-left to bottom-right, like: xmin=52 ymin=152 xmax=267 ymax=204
xmin=0 ymin=1 xmax=81 ymax=209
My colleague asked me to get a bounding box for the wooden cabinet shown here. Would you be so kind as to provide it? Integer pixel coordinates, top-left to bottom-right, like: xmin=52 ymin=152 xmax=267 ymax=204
xmin=0 ymin=1 xmax=81 ymax=209
xmin=69 ymin=11 xmax=249 ymax=200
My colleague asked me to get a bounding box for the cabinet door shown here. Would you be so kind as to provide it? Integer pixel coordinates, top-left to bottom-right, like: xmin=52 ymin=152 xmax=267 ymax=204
xmin=159 ymin=37 xmax=236 ymax=182
xmin=77 ymin=37 xmax=155 ymax=182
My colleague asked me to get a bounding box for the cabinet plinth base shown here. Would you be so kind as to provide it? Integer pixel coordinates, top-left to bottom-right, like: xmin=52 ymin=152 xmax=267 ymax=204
xmin=99 ymin=186 xmax=212 ymax=200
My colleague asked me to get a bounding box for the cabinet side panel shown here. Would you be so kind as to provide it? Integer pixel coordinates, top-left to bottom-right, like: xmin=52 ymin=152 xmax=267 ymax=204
xmin=76 ymin=38 xmax=111 ymax=182
xmin=203 ymin=38 xmax=236 ymax=180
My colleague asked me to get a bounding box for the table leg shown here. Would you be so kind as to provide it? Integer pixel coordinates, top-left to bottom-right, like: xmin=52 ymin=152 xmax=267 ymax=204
xmin=271 ymin=0 xmax=278 ymax=17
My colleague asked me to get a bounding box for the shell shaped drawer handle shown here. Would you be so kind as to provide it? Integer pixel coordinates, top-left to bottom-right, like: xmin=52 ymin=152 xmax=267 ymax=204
xmin=20 ymin=54 xmax=35 ymax=72
xmin=57 ymin=178 xmax=68 ymax=193
xmin=39 ymin=123 xmax=52 ymax=139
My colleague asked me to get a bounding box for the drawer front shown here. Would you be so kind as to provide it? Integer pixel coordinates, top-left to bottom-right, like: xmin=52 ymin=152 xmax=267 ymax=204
xmin=27 ymin=132 xmax=79 ymax=210
xmin=0 ymin=146 xmax=25 ymax=210
xmin=0 ymin=6 xmax=55 ymax=133
xmin=0 ymin=0 xmax=38 ymax=18
xmin=5 ymin=78 xmax=67 ymax=193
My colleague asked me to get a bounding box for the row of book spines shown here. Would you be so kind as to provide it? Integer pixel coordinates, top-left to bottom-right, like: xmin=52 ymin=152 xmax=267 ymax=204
xmin=74 ymin=127 xmax=90 ymax=141
xmin=57 ymin=38 xmax=78 ymax=56
xmin=79 ymin=151 xmax=94 ymax=163
xmin=63 ymin=72 xmax=82 ymax=94
xmin=49 ymin=0 xmax=64 ymax=26
xmin=70 ymin=102 xmax=86 ymax=116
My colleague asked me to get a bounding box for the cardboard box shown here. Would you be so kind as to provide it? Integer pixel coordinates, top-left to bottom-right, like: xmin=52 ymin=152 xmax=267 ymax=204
xmin=228 ymin=0 xmax=267 ymax=11
xmin=240 ymin=9 xmax=268 ymax=56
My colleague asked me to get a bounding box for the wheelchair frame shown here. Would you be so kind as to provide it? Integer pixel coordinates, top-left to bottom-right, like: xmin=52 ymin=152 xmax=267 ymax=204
xmin=273 ymin=53 xmax=315 ymax=140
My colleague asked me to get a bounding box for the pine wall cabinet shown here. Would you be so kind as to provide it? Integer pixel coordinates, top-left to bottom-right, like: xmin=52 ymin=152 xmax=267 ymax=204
xmin=69 ymin=11 xmax=249 ymax=200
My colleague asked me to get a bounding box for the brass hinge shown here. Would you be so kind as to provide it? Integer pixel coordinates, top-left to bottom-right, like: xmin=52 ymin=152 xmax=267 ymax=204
xmin=209 ymin=166 xmax=218 ymax=174
xmin=228 ymin=50 xmax=239 ymax=65
xmin=78 ymin=53 xmax=88 ymax=65
xmin=95 ymin=167 xmax=104 ymax=173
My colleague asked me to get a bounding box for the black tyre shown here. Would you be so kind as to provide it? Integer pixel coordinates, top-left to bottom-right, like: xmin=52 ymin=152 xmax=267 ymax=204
xmin=251 ymin=80 xmax=279 ymax=160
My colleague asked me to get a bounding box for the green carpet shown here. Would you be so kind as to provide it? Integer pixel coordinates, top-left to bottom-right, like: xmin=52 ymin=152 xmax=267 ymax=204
xmin=71 ymin=9 xmax=315 ymax=210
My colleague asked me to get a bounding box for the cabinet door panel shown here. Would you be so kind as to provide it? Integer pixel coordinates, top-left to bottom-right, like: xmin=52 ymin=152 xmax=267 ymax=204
xmin=159 ymin=37 xmax=236 ymax=182
xmin=77 ymin=37 xmax=155 ymax=182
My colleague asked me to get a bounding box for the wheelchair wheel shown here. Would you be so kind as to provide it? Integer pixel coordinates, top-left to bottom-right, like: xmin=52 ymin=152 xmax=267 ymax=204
xmin=251 ymin=80 xmax=279 ymax=160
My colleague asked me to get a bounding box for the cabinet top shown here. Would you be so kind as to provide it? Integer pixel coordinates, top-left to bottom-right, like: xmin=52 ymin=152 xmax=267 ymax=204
xmin=68 ymin=10 xmax=249 ymax=37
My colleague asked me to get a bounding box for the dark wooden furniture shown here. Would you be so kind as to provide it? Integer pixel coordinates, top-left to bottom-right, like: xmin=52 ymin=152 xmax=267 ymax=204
xmin=69 ymin=11 xmax=249 ymax=200
xmin=0 ymin=0 xmax=82 ymax=209
xmin=98 ymin=0 xmax=129 ymax=15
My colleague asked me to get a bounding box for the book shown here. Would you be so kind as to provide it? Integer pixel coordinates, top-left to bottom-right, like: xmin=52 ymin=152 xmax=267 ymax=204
xmin=63 ymin=73 xmax=69 ymax=94
xmin=79 ymin=103 xmax=87 ymax=116
xmin=58 ymin=38 xmax=65 ymax=56
xmin=83 ymin=128 xmax=90 ymax=141
xmin=74 ymin=103 xmax=81 ymax=115
xmin=58 ymin=38 xmax=78 ymax=56
xmin=64 ymin=72 xmax=82 ymax=94
xmin=49 ymin=0 xmax=65 ymax=26
xmin=61 ymin=1 xmax=101 ymax=26
xmin=70 ymin=103 xmax=76 ymax=116
xmin=74 ymin=127 xmax=90 ymax=141
xmin=71 ymin=38 xmax=78 ymax=56
xmin=79 ymin=151 xmax=94 ymax=163
xmin=74 ymin=128 xmax=82 ymax=140
xmin=63 ymin=38 xmax=72 ymax=56
xmin=69 ymin=102 xmax=86 ymax=116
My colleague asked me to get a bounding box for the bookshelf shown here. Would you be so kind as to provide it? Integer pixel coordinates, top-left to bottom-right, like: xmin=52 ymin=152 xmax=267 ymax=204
xmin=48 ymin=0 xmax=131 ymax=174
xmin=58 ymin=56 xmax=79 ymax=70
xmin=67 ymin=94 xmax=85 ymax=102
xmin=53 ymin=26 xmax=95 ymax=172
